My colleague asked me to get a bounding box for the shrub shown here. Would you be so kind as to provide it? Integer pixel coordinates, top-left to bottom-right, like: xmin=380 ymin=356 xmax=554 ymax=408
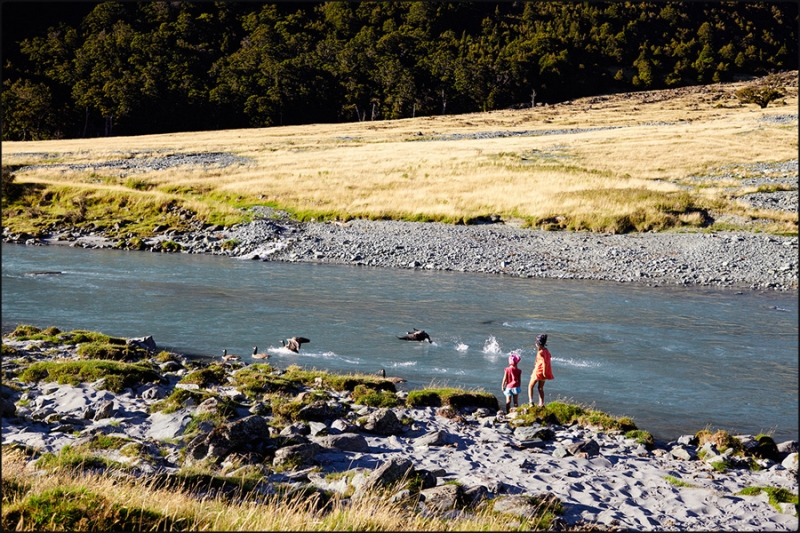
xmin=751 ymin=434 xmax=779 ymax=460
xmin=155 ymin=350 xmax=178 ymax=363
xmin=579 ymin=410 xmax=637 ymax=432
xmin=695 ymin=429 xmax=742 ymax=454
xmin=735 ymin=74 xmax=785 ymax=109
xmin=127 ymin=237 xmax=145 ymax=250
xmin=160 ymin=240 xmax=182 ymax=252
xmin=625 ymin=430 xmax=655 ymax=449
xmin=221 ymin=239 xmax=240 ymax=250
xmin=406 ymin=388 xmax=498 ymax=410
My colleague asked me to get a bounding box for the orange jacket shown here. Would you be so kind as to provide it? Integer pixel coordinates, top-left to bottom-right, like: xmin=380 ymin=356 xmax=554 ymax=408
xmin=533 ymin=348 xmax=554 ymax=381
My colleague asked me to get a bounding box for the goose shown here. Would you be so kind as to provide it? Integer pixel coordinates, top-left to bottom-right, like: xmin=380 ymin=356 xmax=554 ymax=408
xmin=221 ymin=349 xmax=241 ymax=361
xmin=396 ymin=329 xmax=432 ymax=343
xmin=281 ymin=336 xmax=310 ymax=353
xmin=379 ymin=368 xmax=407 ymax=384
xmin=252 ymin=346 xmax=270 ymax=359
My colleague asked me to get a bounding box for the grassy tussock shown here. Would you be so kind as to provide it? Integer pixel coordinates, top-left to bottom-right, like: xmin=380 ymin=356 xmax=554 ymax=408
xmin=736 ymin=486 xmax=799 ymax=512
xmin=18 ymin=360 xmax=161 ymax=394
xmin=406 ymin=387 xmax=499 ymax=410
xmin=3 ymin=77 xmax=796 ymax=235
xmin=512 ymin=401 xmax=638 ymax=432
xmin=1 ymin=447 xmax=545 ymax=531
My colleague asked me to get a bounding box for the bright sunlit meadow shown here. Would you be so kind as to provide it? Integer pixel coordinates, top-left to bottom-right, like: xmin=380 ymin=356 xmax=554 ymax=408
xmin=2 ymin=76 xmax=797 ymax=235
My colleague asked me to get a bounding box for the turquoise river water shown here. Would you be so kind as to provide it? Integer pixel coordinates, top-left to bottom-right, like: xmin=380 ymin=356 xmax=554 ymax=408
xmin=2 ymin=242 xmax=797 ymax=442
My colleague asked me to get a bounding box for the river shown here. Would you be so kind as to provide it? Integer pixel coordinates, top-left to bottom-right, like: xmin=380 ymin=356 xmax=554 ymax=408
xmin=2 ymin=242 xmax=797 ymax=442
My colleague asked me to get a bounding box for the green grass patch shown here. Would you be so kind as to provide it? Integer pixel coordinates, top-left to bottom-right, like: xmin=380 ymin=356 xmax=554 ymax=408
xmin=76 ymin=341 xmax=148 ymax=361
xmin=231 ymin=364 xmax=276 ymax=399
xmin=179 ymin=365 xmax=228 ymax=387
xmin=5 ymin=326 xmax=133 ymax=348
xmin=269 ymin=392 xmax=332 ymax=424
xmin=18 ymin=360 xmax=161 ymax=393
xmin=281 ymin=365 xmax=397 ymax=393
xmin=663 ymin=475 xmax=699 ymax=488
xmin=155 ymin=350 xmax=179 ymax=363
xmin=512 ymin=402 xmax=638 ymax=432
xmin=351 ymin=384 xmax=402 ymax=408
xmin=1 ymin=485 xmax=177 ymax=531
xmin=405 ymin=387 xmax=498 ymax=410
xmin=75 ymin=435 xmax=132 ymax=453
xmin=149 ymin=389 xmax=238 ymax=417
xmin=2 ymin=183 xmax=250 ymax=239
xmin=737 ymin=486 xmax=799 ymax=512
xmin=34 ymin=446 xmax=129 ymax=472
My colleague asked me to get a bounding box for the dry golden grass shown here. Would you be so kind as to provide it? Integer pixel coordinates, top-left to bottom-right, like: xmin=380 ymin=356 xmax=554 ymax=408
xmin=3 ymin=74 xmax=797 ymax=232
xmin=1 ymin=447 xmax=546 ymax=531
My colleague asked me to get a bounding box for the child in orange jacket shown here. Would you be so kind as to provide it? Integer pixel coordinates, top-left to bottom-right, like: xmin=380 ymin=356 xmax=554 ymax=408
xmin=528 ymin=334 xmax=554 ymax=407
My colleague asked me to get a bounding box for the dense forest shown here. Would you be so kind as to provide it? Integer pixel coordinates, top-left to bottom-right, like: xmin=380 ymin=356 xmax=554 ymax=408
xmin=1 ymin=1 xmax=797 ymax=140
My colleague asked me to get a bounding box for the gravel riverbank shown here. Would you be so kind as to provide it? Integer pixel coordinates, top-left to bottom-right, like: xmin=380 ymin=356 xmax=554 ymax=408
xmin=6 ymin=210 xmax=797 ymax=292
xmin=225 ymin=214 xmax=798 ymax=292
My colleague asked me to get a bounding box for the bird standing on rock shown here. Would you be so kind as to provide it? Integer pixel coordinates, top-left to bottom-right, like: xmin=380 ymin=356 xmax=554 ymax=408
xmin=221 ymin=349 xmax=241 ymax=361
xmin=281 ymin=337 xmax=310 ymax=353
xmin=397 ymin=329 xmax=432 ymax=343
xmin=252 ymin=346 xmax=270 ymax=359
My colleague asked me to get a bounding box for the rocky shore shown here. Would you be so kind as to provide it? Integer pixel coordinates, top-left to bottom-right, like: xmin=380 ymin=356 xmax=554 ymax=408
xmin=1 ymin=333 xmax=797 ymax=531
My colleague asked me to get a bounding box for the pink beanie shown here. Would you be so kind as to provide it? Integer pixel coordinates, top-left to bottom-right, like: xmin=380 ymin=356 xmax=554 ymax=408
xmin=508 ymin=353 xmax=520 ymax=365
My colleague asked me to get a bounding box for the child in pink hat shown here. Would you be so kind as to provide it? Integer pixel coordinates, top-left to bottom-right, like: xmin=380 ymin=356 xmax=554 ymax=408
xmin=501 ymin=352 xmax=522 ymax=414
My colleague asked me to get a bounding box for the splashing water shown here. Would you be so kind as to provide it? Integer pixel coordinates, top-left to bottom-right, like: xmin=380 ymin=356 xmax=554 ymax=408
xmin=455 ymin=342 xmax=469 ymax=352
xmin=483 ymin=335 xmax=502 ymax=354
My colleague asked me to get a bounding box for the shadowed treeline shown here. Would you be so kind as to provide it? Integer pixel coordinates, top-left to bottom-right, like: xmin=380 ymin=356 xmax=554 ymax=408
xmin=1 ymin=1 xmax=796 ymax=140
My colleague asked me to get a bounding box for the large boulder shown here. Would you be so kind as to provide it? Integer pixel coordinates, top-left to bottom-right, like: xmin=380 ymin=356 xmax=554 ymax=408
xmin=361 ymin=408 xmax=404 ymax=435
xmin=565 ymin=439 xmax=600 ymax=457
xmin=330 ymin=418 xmax=358 ymax=434
xmin=272 ymin=442 xmax=320 ymax=469
xmin=128 ymin=336 xmax=157 ymax=351
xmin=1 ymin=397 xmax=16 ymax=418
xmin=298 ymin=400 xmax=347 ymax=422
xmin=414 ymin=429 xmax=448 ymax=447
xmin=185 ymin=415 xmax=271 ymax=465
xmin=751 ymin=435 xmax=780 ymax=462
xmin=419 ymin=484 xmax=464 ymax=512
xmin=93 ymin=400 xmax=115 ymax=421
xmin=781 ymin=452 xmax=798 ymax=471
xmin=354 ymin=457 xmax=415 ymax=497
xmin=315 ymin=433 xmax=369 ymax=453
xmin=493 ymin=493 xmax=561 ymax=519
